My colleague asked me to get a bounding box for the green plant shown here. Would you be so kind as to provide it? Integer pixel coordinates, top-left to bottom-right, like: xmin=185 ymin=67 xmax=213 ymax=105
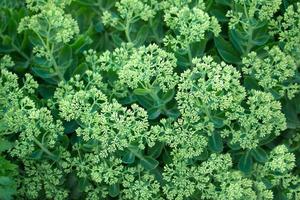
xmin=0 ymin=0 xmax=299 ymax=199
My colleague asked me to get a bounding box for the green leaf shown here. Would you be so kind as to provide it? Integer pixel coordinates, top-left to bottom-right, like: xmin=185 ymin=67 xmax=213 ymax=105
xmin=164 ymin=107 xmax=180 ymax=119
xmin=210 ymin=5 xmax=229 ymax=22
xmin=214 ymin=36 xmax=241 ymax=64
xmin=148 ymin=142 xmax=164 ymax=158
xmin=243 ymin=76 xmax=260 ymax=91
xmin=229 ymin=29 xmax=247 ymax=54
xmin=196 ymin=149 xmax=209 ymax=161
xmin=0 ymin=176 xmax=16 ymax=200
xmin=238 ymin=151 xmax=253 ymax=173
xmin=208 ymin=132 xmax=223 ymax=152
xmin=0 ymin=139 xmax=13 ymax=152
xmin=251 ymin=25 xmax=270 ymax=46
xmin=122 ymin=151 xmax=135 ymax=164
xmin=70 ymin=63 xmax=88 ymax=77
xmin=211 ymin=116 xmax=224 ymax=128
xmin=282 ymin=98 xmax=300 ymax=129
xmin=215 ymin=0 xmax=232 ymax=6
xmin=251 ymin=147 xmax=268 ymax=163
xmin=57 ymin=45 xmax=72 ymax=70
xmin=128 ymin=145 xmax=159 ymax=170
xmin=28 ymin=150 xmax=43 ymax=160
xmin=134 ymin=25 xmax=149 ymax=46
xmin=31 ymin=67 xmax=56 ymax=79
xmin=111 ymin=32 xmax=123 ymax=47
xmin=228 ymin=142 xmax=241 ymax=150
xmin=38 ymin=84 xmax=56 ymax=99
xmin=63 ymin=120 xmax=79 ymax=134
xmin=108 ymin=183 xmax=120 ymax=197
xmin=133 ymin=88 xmax=149 ymax=96
xmin=70 ymin=34 xmax=93 ymax=54
xmin=148 ymin=107 xmax=161 ymax=120
xmin=160 ymin=89 xmax=175 ymax=103
xmin=162 ymin=149 xmax=172 ymax=164
xmin=0 ymin=120 xmax=6 ymax=132
xmin=140 ymin=156 xmax=159 ymax=170
xmin=136 ymin=95 xmax=155 ymax=108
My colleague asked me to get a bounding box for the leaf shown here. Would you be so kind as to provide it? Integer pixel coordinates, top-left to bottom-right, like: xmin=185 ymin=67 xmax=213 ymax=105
xmin=0 ymin=139 xmax=13 ymax=152
xmin=164 ymin=107 xmax=180 ymax=119
xmin=228 ymin=142 xmax=241 ymax=150
xmin=196 ymin=149 xmax=209 ymax=161
xmin=31 ymin=67 xmax=56 ymax=79
xmin=210 ymin=5 xmax=229 ymax=22
xmin=214 ymin=36 xmax=241 ymax=64
xmin=215 ymin=0 xmax=232 ymax=6
xmin=191 ymin=39 xmax=208 ymax=57
xmin=63 ymin=120 xmax=79 ymax=134
xmin=148 ymin=107 xmax=161 ymax=120
xmin=282 ymin=99 xmax=300 ymax=129
xmin=111 ymin=32 xmax=123 ymax=47
xmin=108 ymin=183 xmax=120 ymax=197
xmin=243 ymin=76 xmax=260 ymax=91
xmin=70 ymin=34 xmax=93 ymax=54
xmin=251 ymin=25 xmax=270 ymax=46
xmin=136 ymin=95 xmax=155 ymax=108
xmin=208 ymin=132 xmax=223 ymax=152
xmin=57 ymin=135 xmax=68 ymax=148
xmin=148 ymin=142 xmax=164 ymax=158
xmin=211 ymin=116 xmax=225 ymax=128
xmin=238 ymin=151 xmax=253 ymax=173
xmin=0 ymin=176 xmax=16 ymax=200
xmin=94 ymin=21 xmax=104 ymax=33
xmin=38 ymin=84 xmax=56 ymax=99
xmin=140 ymin=156 xmax=159 ymax=170
xmin=70 ymin=63 xmax=88 ymax=77
xmin=133 ymin=88 xmax=149 ymax=96
xmin=57 ymin=45 xmax=72 ymax=70
xmin=134 ymin=25 xmax=149 ymax=46
xmin=122 ymin=151 xmax=135 ymax=164
xmin=28 ymin=150 xmax=43 ymax=160
xmin=229 ymin=29 xmax=247 ymax=54
xmin=251 ymin=147 xmax=268 ymax=163
xmin=160 ymin=89 xmax=175 ymax=103
xmin=128 ymin=145 xmax=159 ymax=170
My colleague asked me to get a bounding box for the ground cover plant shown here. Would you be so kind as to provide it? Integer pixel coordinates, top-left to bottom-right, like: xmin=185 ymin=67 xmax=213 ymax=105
xmin=0 ymin=0 xmax=300 ymax=199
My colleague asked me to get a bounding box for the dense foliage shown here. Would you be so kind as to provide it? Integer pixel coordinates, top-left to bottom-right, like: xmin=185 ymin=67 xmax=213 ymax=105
xmin=0 ymin=0 xmax=300 ymax=199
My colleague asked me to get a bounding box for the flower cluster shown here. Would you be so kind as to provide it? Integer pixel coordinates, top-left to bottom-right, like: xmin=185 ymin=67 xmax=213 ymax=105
xmin=270 ymin=3 xmax=300 ymax=61
xmin=1 ymin=1 xmax=299 ymax=199
xmin=228 ymin=90 xmax=286 ymax=149
xmin=18 ymin=1 xmax=79 ymax=44
xmin=243 ymin=46 xmax=299 ymax=99
xmin=164 ymin=3 xmax=220 ymax=51
xmin=227 ymin=0 xmax=282 ymax=29
xmin=98 ymin=44 xmax=179 ymax=93
xmin=176 ymin=56 xmax=245 ymax=132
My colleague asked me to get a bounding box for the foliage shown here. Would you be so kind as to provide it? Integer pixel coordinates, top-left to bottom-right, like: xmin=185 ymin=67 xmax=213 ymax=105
xmin=0 ymin=0 xmax=299 ymax=199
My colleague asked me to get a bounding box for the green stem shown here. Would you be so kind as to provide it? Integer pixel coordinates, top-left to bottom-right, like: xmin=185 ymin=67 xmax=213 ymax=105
xmin=49 ymin=44 xmax=65 ymax=82
xmin=125 ymin=20 xmax=132 ymax=43
xmin=33 ymin=137 xmax=58 ymax=160
xmin=187 ymin=44 xmax=193 ymax=66
xmin=149 ymin=18 xmax=161 ymax=43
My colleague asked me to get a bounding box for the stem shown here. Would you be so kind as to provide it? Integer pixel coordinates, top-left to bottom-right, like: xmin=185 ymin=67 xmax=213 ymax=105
xmin=33 ymin=137 xmax=58 ymax=159
xmin=187 ymin=44 xmax=193 ymax=66
xmin=11 ymin=43 xmax=30 ymax=60
xmin=149 ymin=18 xmax=161 ymax=43
xmin=244 ymin=27 xmax=254 ymax=56
xmin=125 ymin=20 xmax=132 ymax=43
xmin=34 ymin=30 xmax=65 ymax=82
xmin=49 ymin=44 xmax=65 ymax=82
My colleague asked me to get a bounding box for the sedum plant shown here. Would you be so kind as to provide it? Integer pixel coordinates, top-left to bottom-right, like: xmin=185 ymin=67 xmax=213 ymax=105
xmin=0 ymin=0 xmax=299 ymax=200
